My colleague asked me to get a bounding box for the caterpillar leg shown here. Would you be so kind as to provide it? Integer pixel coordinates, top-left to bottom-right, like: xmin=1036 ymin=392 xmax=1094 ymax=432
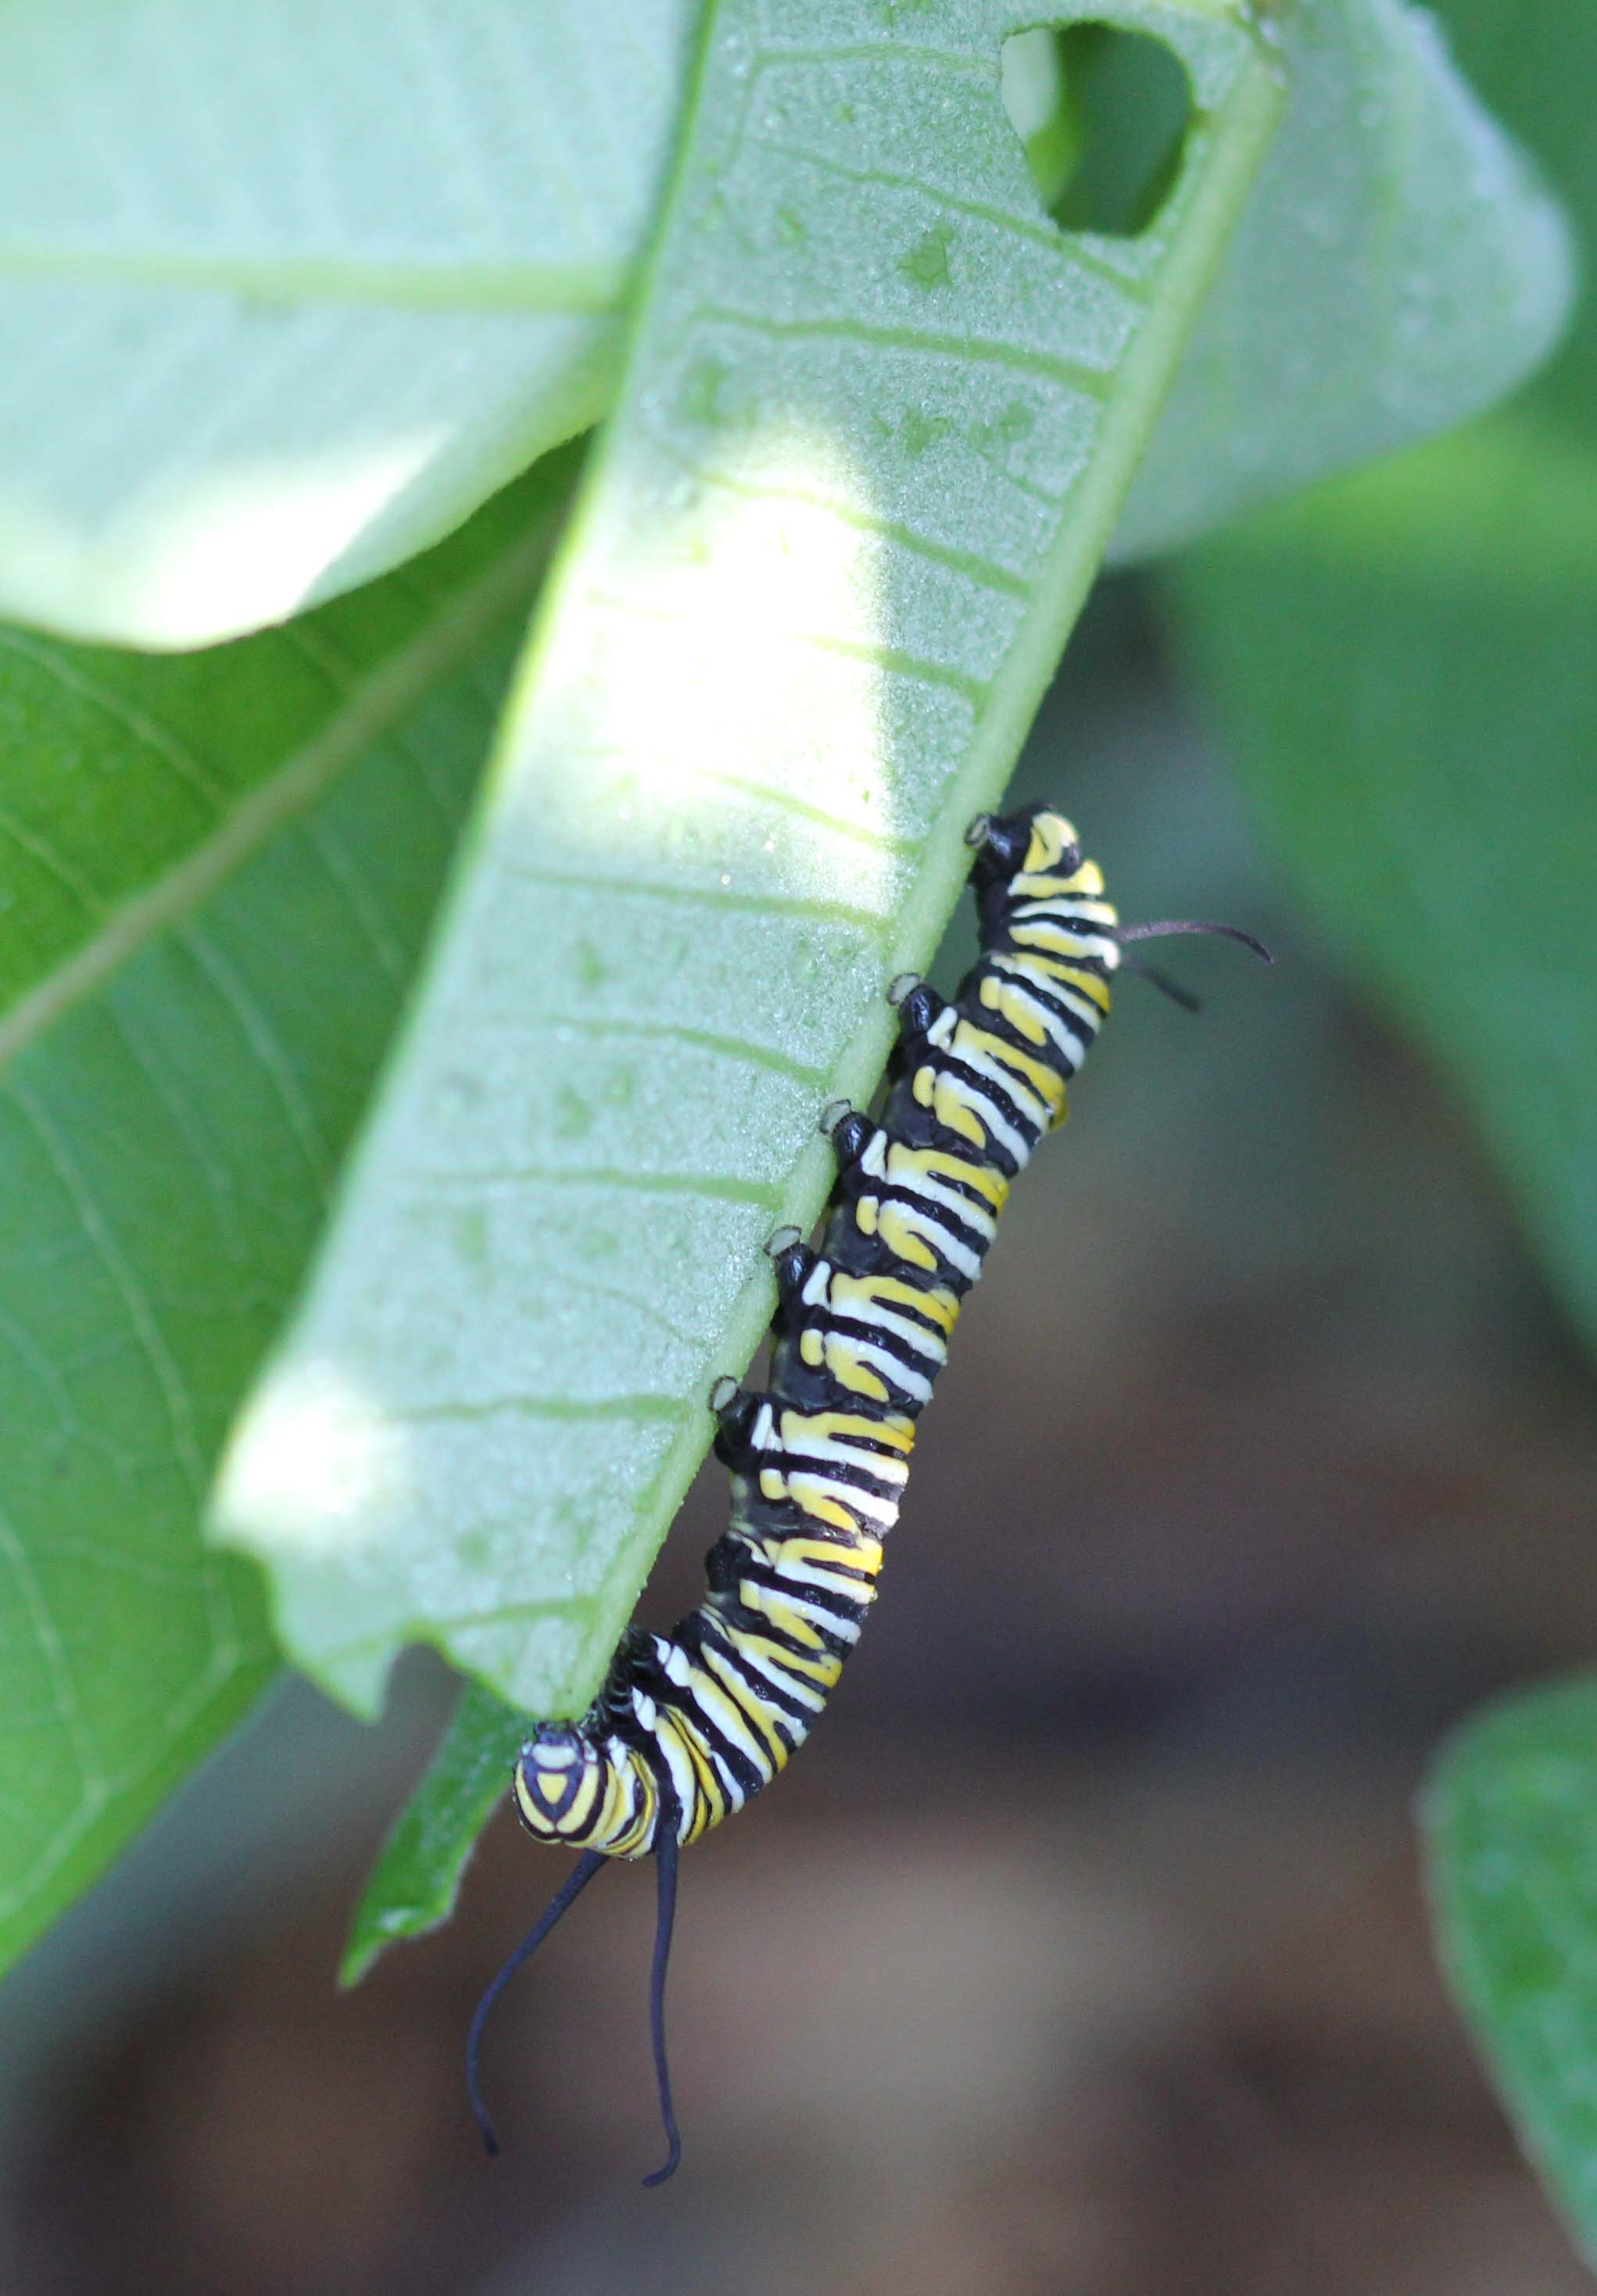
xmin=708 ymin=1377 xmax=761 ymax=1465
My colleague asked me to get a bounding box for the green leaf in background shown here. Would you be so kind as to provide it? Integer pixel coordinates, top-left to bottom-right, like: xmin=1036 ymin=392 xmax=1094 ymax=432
xmin=0 ymin=0 xmax=692 ymax=647
xmin=341 ymin=1679 xmax=527 ymax=1987
xmin=1423 ymin=1677 xmax=1597 ymax=2268
xmin=1112 ymin=0 xmax=1574 ymax=557
xmin=1169 ymin=2 xmax=1597 ymax=2241
xmin=1169 ymin=0 xmax=1597 ymax=1351
xmin=0 ymin=450 xmax=575 ymax=1979
xmin=0 ymin=0 xmax=1567 ymax=653
xmin=214 ymin=0 xmax=1288 ymax=1726
xmin=1169 ymin=421 xmax=1597 ymax=1351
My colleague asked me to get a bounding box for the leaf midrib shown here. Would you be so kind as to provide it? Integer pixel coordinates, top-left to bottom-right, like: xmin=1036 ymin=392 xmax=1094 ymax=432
xmin=0 ymin=531 xmax=549 ymax=1075
xmin=0 ymin=242 xmax=633 ymax=316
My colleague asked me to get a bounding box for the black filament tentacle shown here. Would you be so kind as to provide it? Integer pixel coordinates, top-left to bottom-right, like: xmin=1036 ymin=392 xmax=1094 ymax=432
xmin=466 ymin=1849 xmax=608 ymax=2156
xmin=642 ymin=1828 xmax=683 ymax=2187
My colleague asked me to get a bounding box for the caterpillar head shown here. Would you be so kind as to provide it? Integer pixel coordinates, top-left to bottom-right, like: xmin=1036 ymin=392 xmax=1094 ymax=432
xmin=514 ymin=1723 xmax=603 ymax=1843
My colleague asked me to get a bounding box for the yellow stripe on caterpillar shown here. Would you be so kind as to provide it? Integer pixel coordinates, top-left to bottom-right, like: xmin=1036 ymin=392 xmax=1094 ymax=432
xmin=1005 ymin=952 xmax=1114 ymax=1012
xmin=1020 ymin=813 xmax=1080 ymax=874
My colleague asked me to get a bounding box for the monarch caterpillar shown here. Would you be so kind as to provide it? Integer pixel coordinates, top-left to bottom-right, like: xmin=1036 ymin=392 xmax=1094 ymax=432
xmin=467 ymin=802 xmax=1269 ymax=2181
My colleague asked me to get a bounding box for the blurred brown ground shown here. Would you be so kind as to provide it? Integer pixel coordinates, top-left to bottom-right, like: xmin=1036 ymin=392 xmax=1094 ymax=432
xmin=2 ymin=578 xmax=1593 ymax=2295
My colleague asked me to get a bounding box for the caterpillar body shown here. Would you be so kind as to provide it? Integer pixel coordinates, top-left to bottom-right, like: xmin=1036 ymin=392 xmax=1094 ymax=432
xmin=467 ymin=802 xmax=1267 ymax=2181
xmin=512 ymin=805 xmax=1112 ymax=1859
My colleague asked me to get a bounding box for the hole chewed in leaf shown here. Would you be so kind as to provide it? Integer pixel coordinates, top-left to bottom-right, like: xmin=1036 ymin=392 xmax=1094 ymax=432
xmin=1001 ymin=21 xmax=1194 ymax=239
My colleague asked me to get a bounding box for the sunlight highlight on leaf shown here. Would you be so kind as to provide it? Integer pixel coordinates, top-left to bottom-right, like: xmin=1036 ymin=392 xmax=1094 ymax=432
xmin=515 ymin=419 xmax=910 ymax=908
xmin=215 ymin=1361 xmax=417 ymax=1559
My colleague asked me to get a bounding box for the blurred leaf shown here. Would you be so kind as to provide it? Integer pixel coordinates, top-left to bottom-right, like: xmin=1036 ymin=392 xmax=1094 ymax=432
xmin=1427 ymin=0 xmax=1597 ymax=428
xmin=1113 ymin=0 xmax=1574 ymax=558
xmin=1167 ymin=0 xmax=1597 ymax=1350
xmin=1171 ymin=7 xmax=1597 ymax=2256
xmin=1423 ymin=1675 xmax=1597 ymax=2267
xmin=0 ymin=0 xmax=692 ymax=647
xmin=0 ymin=0 xmax=1567 ymax=650
xmin=342 ymin=1680 xmax=526 ymax=1986
xmin=1169 ymin=417 xmax=1597 ymax=1350
xmin=214 ymin=0 xmax=1287 ymax=1722
xmin=0 ymin=451 xmax=575 ymax=1978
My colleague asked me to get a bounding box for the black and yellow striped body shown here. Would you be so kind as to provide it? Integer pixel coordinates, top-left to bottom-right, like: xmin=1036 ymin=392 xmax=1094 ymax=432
xmin=514 ymin=804 xmax=1119 ymax=1857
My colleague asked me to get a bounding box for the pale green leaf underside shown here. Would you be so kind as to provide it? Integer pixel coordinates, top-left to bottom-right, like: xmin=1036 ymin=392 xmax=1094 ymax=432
xmin=214 ymin=0 xmax=1285 ymax=1721
xmin=0 ymin=457 xmax=574 ymax=1977
xmin=1114 ymin=0 xmax=1574 ymax=557
xmin=0 ymin=0 xmax=1569 ymax=650
xmin=0 ymin=0 xmax=693 ymax=647
xmin=1423 ymin=1676 xmax=1597 ymax=2269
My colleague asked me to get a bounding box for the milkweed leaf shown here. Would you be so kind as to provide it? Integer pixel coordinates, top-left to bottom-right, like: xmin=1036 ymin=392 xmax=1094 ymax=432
xmin=341 ymin=1679 xmax=528 ymax=1987
xmin=0 ymin=0 xmax=692 ymax=645
xmin=0 ymin=452 xmax=575 ymax=1979
xmin=1113 ymin=0 xmax=1572 ymax=558
xmin=215 ymin=0 xmax=1287 ymax=1725
xmin=1424 ymin=1678 xmax=1597 ymax=2270
xmin=0 ymin=0 xmax=1565 ymax=647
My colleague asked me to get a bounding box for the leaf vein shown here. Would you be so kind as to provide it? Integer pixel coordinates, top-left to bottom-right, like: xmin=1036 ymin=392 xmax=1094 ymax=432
xmin=0 ymin=528 xmax=553 ymax=1072
xmin=690 ymin=302 xmax=1115 ymax=395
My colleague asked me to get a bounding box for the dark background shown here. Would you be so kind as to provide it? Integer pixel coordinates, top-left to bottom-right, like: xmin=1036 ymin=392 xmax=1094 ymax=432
xmin=2 ymin=571 xmax=1593 ymax=2294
